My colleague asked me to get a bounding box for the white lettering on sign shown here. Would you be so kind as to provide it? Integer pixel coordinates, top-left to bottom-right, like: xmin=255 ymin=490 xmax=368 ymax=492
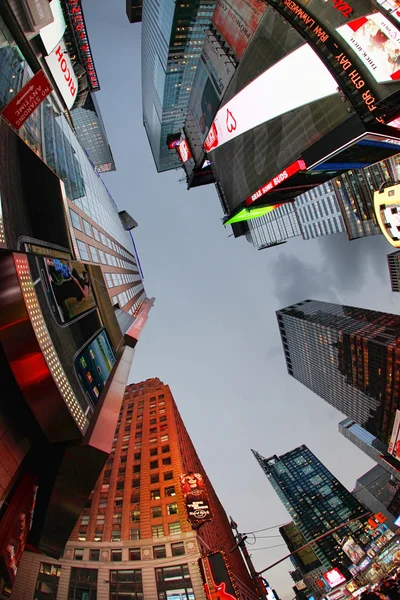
xmin=45 ymin=39 xmax=78 ymax=110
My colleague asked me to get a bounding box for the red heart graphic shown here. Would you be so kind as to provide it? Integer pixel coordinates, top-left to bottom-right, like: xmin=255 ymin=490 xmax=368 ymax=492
xmin=226 ymin=109 xmax=237 ymax=133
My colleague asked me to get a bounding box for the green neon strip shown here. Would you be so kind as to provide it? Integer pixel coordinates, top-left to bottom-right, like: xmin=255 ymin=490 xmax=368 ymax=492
xmin=225 ymin=204 xmax=280 ymax=225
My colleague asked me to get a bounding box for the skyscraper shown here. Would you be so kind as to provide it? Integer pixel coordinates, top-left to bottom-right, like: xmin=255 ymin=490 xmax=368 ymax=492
xmin=387 ymin=251 xmax=400 ymax=293
xmin=276 ymin=300 xmax=400 ymax=446
xmin=138 ymin=0 xmax=216 ymax=172
xmin=12 ymin=379 xmax=259 ymax=600
xmin=353 ymin=465 xmax=400 ymax=531
xmin=253 ymin=446 xmax=368 ymax=576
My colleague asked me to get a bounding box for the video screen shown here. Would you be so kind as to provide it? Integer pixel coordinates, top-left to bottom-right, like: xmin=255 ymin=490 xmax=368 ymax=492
xmin=74 ymin=328 xmax=116 ymax=407
xmin=39 ymin=257 xmax=96 ymax=325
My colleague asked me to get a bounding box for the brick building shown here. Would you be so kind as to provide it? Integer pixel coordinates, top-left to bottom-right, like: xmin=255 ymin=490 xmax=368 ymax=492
xmin=10 ymin=379 xmax=258 ymax=600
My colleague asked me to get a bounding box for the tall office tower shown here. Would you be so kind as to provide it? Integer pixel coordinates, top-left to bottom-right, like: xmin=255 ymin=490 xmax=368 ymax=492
xmin=253 ymin=446 xmax=368 ymax=576
xmin=276 ymin=300 xmax=400 ymax=446
xmin=279 ymin=522 xmax=325 ymax=597
xmin=245 ymin=203 xmax=302 ymax=250
xmin=12 ymin=379 xmax=259 ymax=600
xmin=71 ymin=94 xmax=116 ymax=173
xmin=294 ymin=181 xmax=345 ymax=241
xmin=138 ymin=0 xmax=216 ymax=172
xmin=353 ymin=465 xmax=400 ymax=531
xmin=339 ymin=419 xmax=400 ymax=481
xmin=387 ymin=251 xmax=400 ymax=293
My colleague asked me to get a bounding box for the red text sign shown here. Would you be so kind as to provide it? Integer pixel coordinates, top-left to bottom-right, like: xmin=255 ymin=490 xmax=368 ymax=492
xmin=1 ymin=70 xmax=52 ymax=130
xmin=65 ymin=0 xmax=100 ymax=90
xmin=245 ymin=159 xmax=306 ymax=205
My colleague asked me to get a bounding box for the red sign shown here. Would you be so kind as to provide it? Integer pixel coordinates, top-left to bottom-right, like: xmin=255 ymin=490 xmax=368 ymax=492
xmin=124 ymin=297 xmax=155 ymax=348
xmin=180 ymin=473 xmax=212 ymax=525
xmin=199 ymin=553 xmax=239 ymax=600
xmin=245 ymin=159 xmax=307 ymax=205
xmin=1 ymin=70 xmax=52 ymax=130
xmin=323 ymin=568 xmax=346 ymax=588
xmin=177 ymin=138 xmax=192 ymax=163
xmin=65 ymin=0 xmax=100 ymax=90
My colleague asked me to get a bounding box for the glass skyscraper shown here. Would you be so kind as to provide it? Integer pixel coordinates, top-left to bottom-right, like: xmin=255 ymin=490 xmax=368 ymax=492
xmin=353 ymin=465 xmax=400 ymax=531
xmin=140 ymin=0 xmax=216 ymax=172
xmin=276 ymin=300 xmax=400 ymax=445
xmin=253 ymin=446 xmax=368 ymax=575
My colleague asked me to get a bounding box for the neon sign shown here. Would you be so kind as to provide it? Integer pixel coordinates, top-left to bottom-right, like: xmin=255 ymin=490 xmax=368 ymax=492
xmin=65 ymin=0 xmax=100 ymax=91
xmin=245 ymin=160 xmax=306 ymax=205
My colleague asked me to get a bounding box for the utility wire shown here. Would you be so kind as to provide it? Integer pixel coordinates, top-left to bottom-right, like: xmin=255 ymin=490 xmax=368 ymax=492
xmin=254 ymin=534 xmax=283 ymax=539
xmin=250 ymin=544 xmax=287 ymax=552
xmin=243 ymin=522 xmax=288 ymax=535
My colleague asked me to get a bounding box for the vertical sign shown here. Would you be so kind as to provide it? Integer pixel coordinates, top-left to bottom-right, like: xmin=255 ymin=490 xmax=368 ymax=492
xmin=180 ymin=473 xmax=212 ymax=524
xmin=199 ymin=552 xmax=239 ymax=600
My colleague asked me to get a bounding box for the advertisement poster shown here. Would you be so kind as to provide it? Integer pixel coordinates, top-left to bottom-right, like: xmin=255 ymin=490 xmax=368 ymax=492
xmin=40 ymin=257 xmax=96 ymax=324
xmin=212 ymin=0 xmax=267 ymax=59
xmin=376 ymin=0 xmax=400 ymax=23
xmin=180 ymin=473 xmax=212 ymax=525
xmin=342 ymin=536 xmax=366 ymax=564
xmin=202 ymin=30 xmax=236 ymax=99
xmin=389 ymin=409 xmax=400 ymax=458
xmin=337 ymin=13 xmax=400 ymax=82
xmin=323 ymin=568 xmax=347 ymax=588
xmin=74 ymin=328 xmax=116 ymax=407
xmin=204 ymin=44 xmax=337 ymax=153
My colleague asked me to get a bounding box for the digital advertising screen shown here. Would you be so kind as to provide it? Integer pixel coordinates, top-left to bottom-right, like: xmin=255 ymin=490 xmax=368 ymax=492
xmin=342 ymin=536 xmax=366 ymax=565
xmin=212 ymin=0 xmax=267 ymax=59
xmin=74 ymin=328 xmax=116 ymax=408
xmin=38 ymin=256 xmax=96 ymax=325
xmin=373 ymin=185 xmax=400 ymax=248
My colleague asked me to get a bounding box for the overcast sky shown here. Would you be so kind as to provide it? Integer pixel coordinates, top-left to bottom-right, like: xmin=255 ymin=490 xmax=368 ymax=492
xmin=84 ymin=2 xmax=399 ymax=597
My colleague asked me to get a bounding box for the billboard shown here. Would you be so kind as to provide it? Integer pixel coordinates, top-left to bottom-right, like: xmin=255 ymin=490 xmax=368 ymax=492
xmin=245 ymin=160 xmax=306 ymax=206
xmin=204 ymin=44 xmax=338 ymax=153
xmin=342 ymin=536 xmax=366 ymax=564
xmin=211 ymin=0 xmax=267 ymax=59
xmin=199 ymin=552 xmax=239 ymax=600
xmin=180 ymin=473 xmax=212 ymax=525
xmin=376 ymin=0 xmax=400 ymax=24
xmin=388 ymin=409 xmax=400 ymax=457
xmin=39 ymin=0 xmax=66 ymax=54
xmin=45 ymin=39 xmax=78 ymax=109
xmin=336 ymin=13 xmax=400 ymax=83
xmin=188 ymin=31 xmax=236 ymax=143
xmin=124 ymin=297 xmax=155 ymax=348
xmin=322 ymin=568 xmax=347 ymax=588
xmin=373 ymin=185 xmax=400 ymax=248
xmin=177 ymin=138 xmax=192 ymax=164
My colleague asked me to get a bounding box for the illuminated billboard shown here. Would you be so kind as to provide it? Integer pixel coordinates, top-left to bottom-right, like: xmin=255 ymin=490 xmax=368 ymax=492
xmin=180 ymin=473 xmax=212 ymax=525
xmin=336 ymin=14 xmax=400 ymax=83
xmin=342 ymin=536 xmax=366 ymax=564
xmin=388 ymin=409 xmax=400 ymax=458
xmin=322 ymin=568 xmax=346 ymax=588
xmin=204 ymin=44 xmax=338 ymax=153
xmin=199 ymin=552 xmax=239 ymax=600
xmin=225 ymin=204 xmax=284 ymax=224
xmin=373 ymin=184 xmax=400 ymax=248
xmin=39 ymin=0 xmax=66 ymax=54
xmin=212 ymin=0 xmax=266 ymax=59
xmin=188 ymin=30 xmax=236 ymax=143
xmin=45 ymin=39 xmax=78 ymax=110
xmin=177 ymin=138 xmax=192 ymax=164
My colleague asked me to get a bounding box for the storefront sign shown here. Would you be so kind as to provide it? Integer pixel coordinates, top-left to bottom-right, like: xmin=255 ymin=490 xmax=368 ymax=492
xmin=64 ymin=0 xmax=100 ymax=90
xmin=180 ymin=473 xmax=212 ymax=525
xmin=1 ymin=70 xmax=53 ymax=130
xmin=245 ymin=160 xmax=306 ymax=205
xmin=45 ymin=39 xmax=77 ymax=110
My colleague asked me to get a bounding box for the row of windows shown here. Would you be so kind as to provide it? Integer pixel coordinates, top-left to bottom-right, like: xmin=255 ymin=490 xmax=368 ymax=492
xmin=77 ymin=518 xmax=182 ymax=543
xmin=70 ymin=209 xmax=136 ymax=263
xmin=76 ymin=237 xmax=137 ymax=272
xmin=74 ymin=541 xmax=185 ymax=562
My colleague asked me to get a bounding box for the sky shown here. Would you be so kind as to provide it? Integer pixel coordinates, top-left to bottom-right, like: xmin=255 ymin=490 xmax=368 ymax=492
xmin=84 ymin=2 xmax=399 ymax=597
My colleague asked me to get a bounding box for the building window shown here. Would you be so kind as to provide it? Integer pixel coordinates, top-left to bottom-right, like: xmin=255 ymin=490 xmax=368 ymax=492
xmin=149 ymin=437 xmax=157 ymax=444
xmin=160 ymin=435 xmax=169 ymax=442
xmin=115 ymin=498 xmax=123 ymax=507
xmin=77 ymin=240 xmax=89 ymax=261
xmin=165 ymin=486 xmax=175 ymax=497
xmin=167 ymin=503 xmax=178 ymax=515
xmin=134 ymin=452 xmax=141 ymax=460
xmin=162 ymin=445 xmax=170 ymax=454
xmin=89 ymin=245 xmax=99 ymax=263
xmin=153 ymin=545 xmax=167 ymax=559
xmin=78 ymin=532 xmax=86 ymax=541
xmin=130 ymin=529 xmax=140 ymax=541
xmin=83 ymin=219 xmax=93 ymax=237
xmin=110 ymin=570 xmax=142 ymax=599
xmin=129 ymin=548 xmax=141 ymax=561
xmin=70 ymin=209 xmax=82 ymax=231
xmin=92 ymin=226 xmax=100 ymax=242
xmin=150 ymin=473 xmax=159 ymax=484
xmin=81 ymin=514 xmax=90 ymax=525
xmin=150 ymin=460 xmax=158 ymax=469
xmin=35 ymin=562 xmax=62 ymax=600
xmin=150 ymin=448 xmax=158 ymax=456
xmin=89 ymin=550 xmax=100 ymax=561
xmin=150 ymin=427 xmax=157 ymax=434
xmin=133 ymin=465 xmax=141 ymax=473
xmin=111 ymin=550 xmax=122 ymax=562
xmin=131 ymin=493 xmax=140 ymax=504
xmin=171 ymin=542 xmax=185 ymax=557
xmin=169 ymin=522 xmax=182 ymax=535
xmin=164 ymin=471 xmax=173 ymax=481
xmin=152 ymin=506 xmax=162 ymax=518
xmin=132 ymin=478 xmax=140 ymax=488
xmin=151 ymin=489 xmax=161 ymax=500
xmin=74 ymin=549 xmax=84 ymax=561
xmin=155 ymin=565 xmax=192 ymax=598
xmin=130 ymin=510 xmax=140 ymax=522
xmin=162 ymin=457 xmax=171 ymax=466
xmin=112 ymin=530 xmax=121 ymax=542
xmin=117 ymin=481 xmax=124 ymax=490
xmin=152 ymin=525 xmax=164 ymax=538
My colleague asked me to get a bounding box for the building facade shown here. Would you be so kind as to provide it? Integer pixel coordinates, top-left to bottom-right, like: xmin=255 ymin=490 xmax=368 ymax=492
xmin=253 ymin=446 xmax=368 ymax=577
xmin=11 ymin=379 xmax=259 ymax=600
xmin=387 ymin=251 xmax=400 ymax=293
xmin=139 ymin=0 xmax=216 ymax=172
xmin=295 ymin=182 xmax=345 ymax=241
xmin=276 ymin=300 xmax=400 ymax=446
xmin=353 ymin=465 xmax=400 ymax=532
